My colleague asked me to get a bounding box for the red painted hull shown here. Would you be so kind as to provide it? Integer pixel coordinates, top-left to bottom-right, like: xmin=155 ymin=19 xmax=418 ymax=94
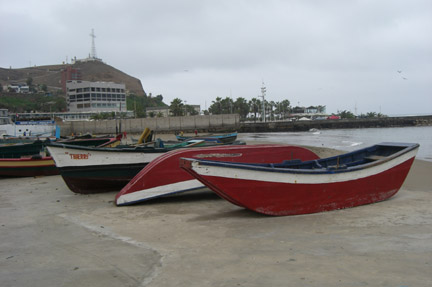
xmin=180 ymin=144 xmax=418 ymax=216
xmin=116 ymin=145 xmax=320 ymax=206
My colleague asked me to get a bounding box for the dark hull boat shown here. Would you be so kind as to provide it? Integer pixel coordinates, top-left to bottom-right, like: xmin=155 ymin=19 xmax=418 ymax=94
xmin=0 ymin=156 xmax=59 ymax=177
xmin=0 ymin=135 xmax=121 ymax=177
xmin=0 ymin=134 xmax=120 ymax=147
xmin=0 ymin=141 xmax=45 ymax=159
xmin=180 ymin=142 xmax=419 ymax=216
xmin=115 ymin=145 xmax=320 ymax=206
xmin=47 ymin=140 xmax=245 ymax=194
xmin=0 ymin=141 xmax=57 ymax=177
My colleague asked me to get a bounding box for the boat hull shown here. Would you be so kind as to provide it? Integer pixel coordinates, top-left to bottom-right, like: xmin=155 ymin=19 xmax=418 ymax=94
xmin=0 ymin=142 xmax=44 ymax=159
xmin=47 ymin=144 xmax=164 ymax=193
xmin=180 ymin=144 xmax=418 ymax=216
xmin=58 ymin=163 xmax=148 ymax=194
xmin=116 ymin=145 xmax=320 ymax=206
xmin=0 ymin=157 xmax=59 ymax=177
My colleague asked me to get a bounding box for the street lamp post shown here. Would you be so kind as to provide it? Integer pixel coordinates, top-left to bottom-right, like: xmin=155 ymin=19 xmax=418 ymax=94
xmin=260 ymin=82 xmax=266 ymax=122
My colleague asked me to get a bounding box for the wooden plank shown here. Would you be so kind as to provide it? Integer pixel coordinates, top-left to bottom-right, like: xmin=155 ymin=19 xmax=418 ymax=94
xmin=365 ymin=155 xmax=387 ymax=161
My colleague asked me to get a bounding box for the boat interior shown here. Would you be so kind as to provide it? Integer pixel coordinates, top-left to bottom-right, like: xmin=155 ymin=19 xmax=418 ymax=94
xmin=192 ymin=142 xmax=419 ymax=171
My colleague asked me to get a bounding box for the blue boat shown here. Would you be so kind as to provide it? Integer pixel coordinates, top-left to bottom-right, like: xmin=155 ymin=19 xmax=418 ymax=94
xmin=175 ymin=132 xmax=238 ymax=144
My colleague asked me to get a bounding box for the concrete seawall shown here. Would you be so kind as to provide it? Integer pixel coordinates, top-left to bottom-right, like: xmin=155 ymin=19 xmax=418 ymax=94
xmin=58 ymin=114 xmax=240 ymax=136
xmin=58 ymin=114 xmax=432 ymax=136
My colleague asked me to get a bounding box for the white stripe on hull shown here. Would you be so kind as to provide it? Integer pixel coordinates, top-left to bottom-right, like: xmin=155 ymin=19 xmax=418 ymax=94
xmin=116 ymin=179 xmax=203 ymax=205
xmin=47 ymin=146 xmax=163 ymax=168
xmin=191 ymin=148 xmax=418 ymax=185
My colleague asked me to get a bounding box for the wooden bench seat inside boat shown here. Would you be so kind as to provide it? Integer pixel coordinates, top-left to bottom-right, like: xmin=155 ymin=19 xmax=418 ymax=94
xmin=364 ymin=155 xmax=387 ymax=161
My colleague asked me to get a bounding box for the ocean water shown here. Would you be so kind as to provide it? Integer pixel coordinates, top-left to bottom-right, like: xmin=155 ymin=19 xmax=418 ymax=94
xmin=239 ymin=126 xmax=432 ymax=162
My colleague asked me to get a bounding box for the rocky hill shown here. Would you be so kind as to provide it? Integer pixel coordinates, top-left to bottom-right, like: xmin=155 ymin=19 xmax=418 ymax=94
xmin=0 ymin=60 xmax=146 ymax=96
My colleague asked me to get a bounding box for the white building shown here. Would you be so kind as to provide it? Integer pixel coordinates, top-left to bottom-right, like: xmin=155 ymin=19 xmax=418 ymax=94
xmin=146 ymin=106 xmax=170 ymax=117
xmin=66 ymin=80 xmax=126 ymax=113
xmin=146 ymin=104 xmax=201 ymax=117
xmin=7 ymin=85 xmax=30 ymax=93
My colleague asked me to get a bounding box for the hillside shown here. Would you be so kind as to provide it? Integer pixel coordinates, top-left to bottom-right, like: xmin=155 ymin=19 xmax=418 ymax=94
xmin=0 ymin=60 xmax=146 ymax=96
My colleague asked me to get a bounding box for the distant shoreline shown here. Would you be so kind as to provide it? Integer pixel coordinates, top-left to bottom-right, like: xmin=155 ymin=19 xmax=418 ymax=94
xmin=238 ymin=115 xmax=432 ymax=133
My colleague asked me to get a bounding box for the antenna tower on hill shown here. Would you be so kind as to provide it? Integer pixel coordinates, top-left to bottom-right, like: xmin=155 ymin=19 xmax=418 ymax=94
xmin=90 ymin=29 xmax=97 ymax=59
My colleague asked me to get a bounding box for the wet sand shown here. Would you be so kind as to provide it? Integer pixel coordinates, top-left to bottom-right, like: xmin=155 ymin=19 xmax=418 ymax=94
xmin=1 ymin=140 xmax=431 ymax=287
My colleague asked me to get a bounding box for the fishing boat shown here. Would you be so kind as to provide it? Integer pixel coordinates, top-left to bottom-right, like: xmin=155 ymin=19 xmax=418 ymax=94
xmin=0 ymin=114 xmax=58 ymax=138
xmin=47 ymin=139 xmax=243 ymax=194
xmin=0 ymin=134 xmax=121 ymax=177
xmin=56 ymin=134 xmax=122 ymax=147
xmin=180 ymin=142 xmax=419 ymax=216
xmin=0 ymin=155 xmax=59 ymax=177
xmin=115 ymin=145 xmax=320 ymax=206
xmin=175 ymin=132 xmax=238 ymax=144
xmin=0 ymin=140 xmax=56 ymax=176
xmin=0 ymin=136 xmax=53 ymax=145
xmin=0 ymin=141 xmax=46 ymax=159
xmin=0 ymin=134 xmax=120 ymax=147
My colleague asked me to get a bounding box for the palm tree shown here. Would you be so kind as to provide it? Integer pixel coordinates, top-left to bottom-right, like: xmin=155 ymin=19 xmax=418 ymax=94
xmin=170 ymin=98 xmax=184 ymax=116
xmin=366 ymin=112 xmax=377 ymax=118
xmin=248 ymin=98 xmax=261 ymax=122
xmin=274 ymin=100 xmax=290 ymax=120
xmin=209 ymin=97 xmax=223 ymax=114
xmin=268 ymin=101 xmax=276 ymax=121
xmin=234 ymin=97 xmax=250 ymax=120
xmin=316 ymin=105 xmax=326 ymax=113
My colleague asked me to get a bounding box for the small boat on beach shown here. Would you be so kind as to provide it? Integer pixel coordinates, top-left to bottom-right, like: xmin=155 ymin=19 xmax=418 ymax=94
xmin=180 ymin=142 xmax=419 ymax=216
xmin=0 ymin=133 xmax=121 ymax=147
xmin=0 ymin=141 xmax=58 ymax=177
xmin=0 ymin=155 xmax=59 ymax=177
xmin=0 ymin=135 xmax=121 ymax=177
xmin=175 ymin=132 xmax=238 ymax=144
xmin=0 ymin=141 xmax=46 ymax=159
xmin=56 ymin=134 xmax=122 ymax=147
xmin=47 ymin=139 xmax=244 ymax=194
xmin=115 ymin=144 xmax=320 ymax=206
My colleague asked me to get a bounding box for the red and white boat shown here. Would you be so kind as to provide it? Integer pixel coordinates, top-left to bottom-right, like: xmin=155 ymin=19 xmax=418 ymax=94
xmin=115 ymin=145 xmax=320 ymax=206
xmin=47 ymin=139 xmax=245 ymax=194
xmin=180 ymin=142 xmax=419 ymax=216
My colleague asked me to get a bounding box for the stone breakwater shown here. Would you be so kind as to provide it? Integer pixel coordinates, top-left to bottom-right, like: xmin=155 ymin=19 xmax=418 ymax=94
xmin=239 ymin=115 xmax=432 ymax=133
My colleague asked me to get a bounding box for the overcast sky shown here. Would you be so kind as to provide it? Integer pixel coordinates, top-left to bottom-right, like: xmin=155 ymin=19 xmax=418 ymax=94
xmin=1 ymin=0 xmax=431 ymax=115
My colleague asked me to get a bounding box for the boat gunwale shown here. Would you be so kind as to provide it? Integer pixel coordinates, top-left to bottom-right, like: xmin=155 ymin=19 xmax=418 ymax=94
xmin=46 ymin=142 xmax=172 ymax=153
xmin=184 ymin=142 xmax=420 ymax=175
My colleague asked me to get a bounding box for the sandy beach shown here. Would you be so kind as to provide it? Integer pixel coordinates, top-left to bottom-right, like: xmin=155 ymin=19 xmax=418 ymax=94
xmin=1 ymin=139 xmax=431 ymax=287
